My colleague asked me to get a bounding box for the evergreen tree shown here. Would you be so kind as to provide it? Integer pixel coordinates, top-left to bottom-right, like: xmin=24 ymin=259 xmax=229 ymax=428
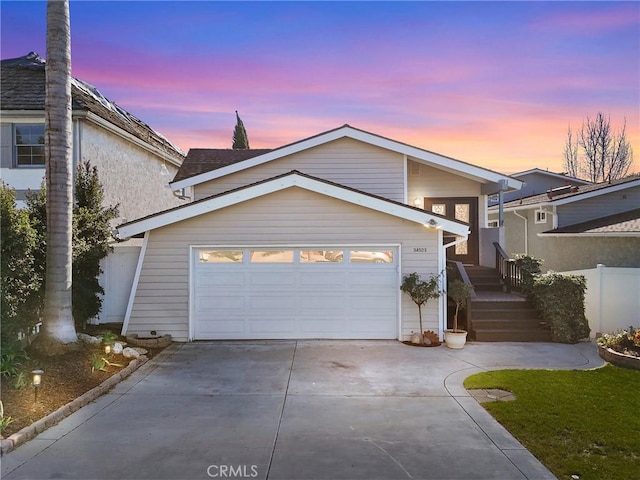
xmin=232 ymin=110 xmax=250 ymax=149
xmin=26 ymin=161 xmax=118 ymax=331
xmin=0 ymin=184 xmax=41 ymax=347
xmin=72 ymin=161 xmax=118 ymax=329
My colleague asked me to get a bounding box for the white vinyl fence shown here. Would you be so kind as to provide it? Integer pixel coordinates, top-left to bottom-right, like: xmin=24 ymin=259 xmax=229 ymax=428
xmin=559 ymin=264 xmax=640 ymax=337
xmin=95 ymin=242 xmax=141 ymax=325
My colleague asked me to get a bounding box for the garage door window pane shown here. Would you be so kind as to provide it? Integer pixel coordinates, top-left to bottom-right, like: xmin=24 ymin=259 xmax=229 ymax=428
xmin=199 ymin=250 xmax=243 ymax=263
xmin=349 ymin=250 xmax=393 ymax=263
xmin=300 ymin=250 xmax=339 ymax=263
xmin=250 ymin=250 xmax=294 ymax=263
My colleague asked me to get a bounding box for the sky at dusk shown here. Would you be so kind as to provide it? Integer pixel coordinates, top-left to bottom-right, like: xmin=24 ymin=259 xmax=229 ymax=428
xmin=1 ymin=1 xmax=639 ymax=175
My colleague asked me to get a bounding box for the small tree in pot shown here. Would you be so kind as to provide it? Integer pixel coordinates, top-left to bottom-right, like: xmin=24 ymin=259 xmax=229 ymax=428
xmin=445 ymin=279 xmax=474 ymax=348
xmin=400 ymin=272 xmax=442 ymax=344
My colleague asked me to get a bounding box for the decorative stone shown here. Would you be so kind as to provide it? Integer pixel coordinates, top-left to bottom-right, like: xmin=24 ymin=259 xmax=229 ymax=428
xmin=112 ymin=342 xmax=124 ymax=355
xmin=131 ymin=347 xmax=148 ymax=355
xmin=122 ymin=347 xmax=141 ymax=359
xmin=77 ymin=333 xmax=101 ymax=345
xmin=125 ymin=333 xmax=172 ymax=348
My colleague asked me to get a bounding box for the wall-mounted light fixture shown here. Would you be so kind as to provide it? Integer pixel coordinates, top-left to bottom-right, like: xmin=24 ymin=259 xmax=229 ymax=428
xmin=424 ymin=219 xmax=441 ymax=229
xmin=413 ymin=197 xmax=423 ymax=208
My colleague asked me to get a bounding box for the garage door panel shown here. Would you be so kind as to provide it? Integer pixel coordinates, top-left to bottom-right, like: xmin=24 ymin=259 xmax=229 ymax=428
xmin=249 ymin=271 xmax=295 ymax=287
xmin=346 ymin=271 xmax=397 ymax=288
xmin=248 ymin=319 xmax=296 ymax=334
xmin=298 ymin=294 xmax=346 ymax=310
xmin=196 ymin=295 xmax=244 ymax=311
xmin=197 ymin=320 xmax=245 ymax=335
xmin=197 ymin=272 xmax=245 ymax=288
xmin=194 ymin=247 xmax=398 ymax=340
xmin=298 ymin=271 xmax=346 ymax=287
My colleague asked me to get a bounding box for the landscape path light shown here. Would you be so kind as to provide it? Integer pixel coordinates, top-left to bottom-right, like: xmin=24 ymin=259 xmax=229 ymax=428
xmin=31 ymin=368 xmax=43 ymax=402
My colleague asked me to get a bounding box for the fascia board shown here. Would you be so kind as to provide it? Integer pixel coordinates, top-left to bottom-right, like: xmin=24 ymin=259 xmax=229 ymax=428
xmin=494 ymin=180 xmax=640 ymax=212
xmin=171 ymin=125 xmax=520 ymax=191
xmin=346 ymin=129 xmax=522 ymax=189
xmin=118 ymin=173 xmax=469 ymax=238
xmin=84 ymin=112 xmax=184 ymax=166
xmin=537 ymin=232 xmax=639 ymax=238
xmin=550 ymin=180 xmax=640 ymax=206
xmin=170 ymin=127 xmax=350 ymax=190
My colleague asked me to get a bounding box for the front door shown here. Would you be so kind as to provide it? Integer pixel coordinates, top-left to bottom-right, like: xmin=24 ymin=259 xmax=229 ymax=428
xmin=424 ymin=197 xmax=478 ymax=265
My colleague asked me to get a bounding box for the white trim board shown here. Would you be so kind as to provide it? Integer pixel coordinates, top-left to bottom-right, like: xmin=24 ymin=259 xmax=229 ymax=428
xmin=171 ymin=125 xmax=522 ymax=192
xmin=118 ymin=172 xmax=470 ymax=239
xmin=121 ymin=231 xmax=149 ymax=336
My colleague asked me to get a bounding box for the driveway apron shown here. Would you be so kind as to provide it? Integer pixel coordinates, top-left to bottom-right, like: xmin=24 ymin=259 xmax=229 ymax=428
xmin=1 ymin=340 xmax=603 ymax=480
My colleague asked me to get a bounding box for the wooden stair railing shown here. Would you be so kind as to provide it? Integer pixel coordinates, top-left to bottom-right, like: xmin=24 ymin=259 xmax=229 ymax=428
xmin=493 ymin=242 xmax=523 ymax=293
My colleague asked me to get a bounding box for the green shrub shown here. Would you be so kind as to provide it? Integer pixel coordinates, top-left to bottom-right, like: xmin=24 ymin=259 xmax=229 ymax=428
xmin=0 ymin=184 xmax=42 ymax=346
xmin=531 ymin=273 xmax=590 ymax=343
xmin=514 ymin=254 xmax=542 ymax=295
xmin=25 ymin=162 xmax=118 ymax=331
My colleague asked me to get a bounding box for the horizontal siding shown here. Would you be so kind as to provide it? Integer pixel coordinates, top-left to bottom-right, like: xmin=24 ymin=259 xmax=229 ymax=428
xmin=407 ymin=161 xmax=481 ymax=198
xmin=127 ymin=188 xmax=441 ymax=341
xmin=558 ymin=186 xmax=640 ymax=226
xmin=194 ymin=137 xmax=405 ymax=202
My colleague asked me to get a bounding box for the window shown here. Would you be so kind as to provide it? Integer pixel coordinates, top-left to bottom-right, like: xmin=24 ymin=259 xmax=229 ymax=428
xmin=431 ymin=204 xmax=446 ymax=216
xmin=15 ymin=124 xmax=45 ymax=166
xmin=199 ymin=250 xmax=243 ymax=263
xmin=535 ymin=211 xmax=547 ymax=224
xmin=349 ymin=250 xmax=393 ymax=263
xmin=250 ymin=250 xmax=294 ymax=263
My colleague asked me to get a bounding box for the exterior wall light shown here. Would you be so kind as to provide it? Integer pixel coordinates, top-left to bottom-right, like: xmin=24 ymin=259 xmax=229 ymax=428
xmin=425 ymin=219 xmax=439 ymax=229
xmin=414 ymin=197 xmax=423 ymax=208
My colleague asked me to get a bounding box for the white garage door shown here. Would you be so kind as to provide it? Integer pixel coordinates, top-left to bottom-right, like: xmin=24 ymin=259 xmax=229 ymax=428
xmin=193 ymin=247 xmax=398 ymax=339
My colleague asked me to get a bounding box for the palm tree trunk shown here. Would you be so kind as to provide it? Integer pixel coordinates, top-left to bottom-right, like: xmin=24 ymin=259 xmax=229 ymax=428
xmin=34 ymin=0 xmax=77 ymax=355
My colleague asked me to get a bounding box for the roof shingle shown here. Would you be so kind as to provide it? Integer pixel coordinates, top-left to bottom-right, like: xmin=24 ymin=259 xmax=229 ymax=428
xmin=1 ymin=52 xmax=184 ymax=162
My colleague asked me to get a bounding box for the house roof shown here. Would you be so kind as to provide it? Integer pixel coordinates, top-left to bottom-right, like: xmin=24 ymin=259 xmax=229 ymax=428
xmin=489 ymin=174 xmax=640 ymax=211
xmin=540 ymin=208 xmax=640 ymax=237
xmin=174 ymin=148 xmax=272 ymax=182
xmin=170 ymin=124 xmax=522 ymax=194
xmin=1 ymin=52 xmax=184 ymax=164
xmin=117 ymin=169 xmax=470 ymax=239
xmin=511 ymin=168 xmax=591 ymax=185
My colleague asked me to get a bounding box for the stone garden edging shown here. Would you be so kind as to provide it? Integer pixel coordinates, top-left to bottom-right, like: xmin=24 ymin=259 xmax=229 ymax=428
xmin=597 ymin=345 xmax=640 ymax=370
xmin=0 ymin=355 xmax=148 ymax=456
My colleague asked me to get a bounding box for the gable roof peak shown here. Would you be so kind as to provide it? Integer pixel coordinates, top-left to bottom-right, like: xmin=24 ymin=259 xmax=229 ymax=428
xmin=1 ymin=51 xmax=45 ymax=68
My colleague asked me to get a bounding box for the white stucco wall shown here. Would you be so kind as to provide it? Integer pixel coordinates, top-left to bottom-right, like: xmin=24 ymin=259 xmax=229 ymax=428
xmin=79 ymin=122 xmax=184 ymax=225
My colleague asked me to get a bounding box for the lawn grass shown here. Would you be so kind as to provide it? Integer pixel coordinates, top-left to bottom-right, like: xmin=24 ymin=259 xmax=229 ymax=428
xmin=464 ymin=365 xmax=640 ymax=480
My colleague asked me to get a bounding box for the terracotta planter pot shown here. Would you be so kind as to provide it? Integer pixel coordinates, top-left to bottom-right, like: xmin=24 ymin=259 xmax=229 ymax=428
xmin=445 ymin=330 xmax=467 ymax=349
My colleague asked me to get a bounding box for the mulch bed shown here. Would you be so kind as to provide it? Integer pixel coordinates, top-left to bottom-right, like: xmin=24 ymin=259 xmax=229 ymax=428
xmin=1 ymin=339 xmax=165 ymax=438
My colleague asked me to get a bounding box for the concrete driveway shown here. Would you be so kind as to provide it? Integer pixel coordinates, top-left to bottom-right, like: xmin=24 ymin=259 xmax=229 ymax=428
xmin=2 ymin=340 xmax=603 ymax=480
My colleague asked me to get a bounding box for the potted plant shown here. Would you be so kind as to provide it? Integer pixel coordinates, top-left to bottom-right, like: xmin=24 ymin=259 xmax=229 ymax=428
xmin=400 ymin=272 xmax=442 ymax=345
xmin=445 ymin=279 xmax=474 ymax=349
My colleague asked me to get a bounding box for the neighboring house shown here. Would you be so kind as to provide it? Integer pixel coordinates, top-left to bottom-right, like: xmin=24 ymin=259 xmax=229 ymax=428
xmin=488 ymin=174 xmax=640 ymax=272
xmin=0 ymin=52 xmax=185 ymax=223
xmin=488 ymin=168 xmax=590 ymax=211
xmin=116 ymin=124 xmax=522 ymax=341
